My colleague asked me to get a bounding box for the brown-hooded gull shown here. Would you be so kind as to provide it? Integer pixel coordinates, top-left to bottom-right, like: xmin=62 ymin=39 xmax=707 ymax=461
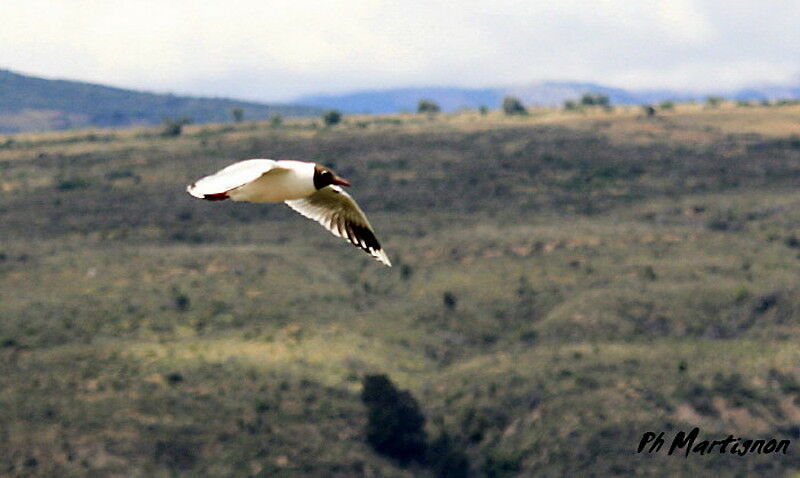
xmin=187 ymin=159 xmax=391 ymax=266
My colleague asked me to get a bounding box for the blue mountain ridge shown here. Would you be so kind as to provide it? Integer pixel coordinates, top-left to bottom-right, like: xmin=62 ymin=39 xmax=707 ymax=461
xmin=0 ymin=68 xmax=320 ymax=133
xmin=297 ymin=80 xmax=800 ymax=113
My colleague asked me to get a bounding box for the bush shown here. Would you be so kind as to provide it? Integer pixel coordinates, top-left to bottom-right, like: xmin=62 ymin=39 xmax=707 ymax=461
xmin=659 ymin=100 xmax=675 ymax=110
xmin=323 ymin=110 xmax=342 ymax=126
xmin=502 ymin=96 xmax=527 ymax=115
xmin=230 ymin=107 xmax=244 ymax=123
xmin=418 ymin=99 xmax=441 ymax=114
xmin=427 ymin=432 xmax=470 ymax=478
xmin=640 ymin=265 xmax=657 ymax=281
xmin=580 ymin=93 xmax=610 ymax=107
xmin=482 ymin=452 xmax=522 ymax=478
xmin=563 ymin=99 xmax=578 ymax=111
xmin=361 ymin=374 xmax=427 ymax=465
xmin=478 ymin=105 xmax=489 ymax=115
xmin=705 ymin=96 xmax=724 ymax=108
xmin=443 ymin=292 xmax=457 ymax=311
xmin=154 ymin=439 xmax=197 ymax=470
xmin=172 ymin=287 xmax=190 ymax=311
xmin=161 ymin=117 xmax=192 ymax=137
xmin=56 ymin=177 xmax=93 ymax=191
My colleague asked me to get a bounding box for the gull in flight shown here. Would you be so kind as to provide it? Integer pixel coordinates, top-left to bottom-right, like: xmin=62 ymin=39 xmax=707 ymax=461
xmin=187 ymin=159 xmax=391 ymax=266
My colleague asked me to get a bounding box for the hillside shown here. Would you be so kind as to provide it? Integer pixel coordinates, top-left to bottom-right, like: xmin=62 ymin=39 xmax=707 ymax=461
xmin=1 ymin=104 xmax=800 ymax=476
xmin=0 ymin=69 xmax=320 ymax=133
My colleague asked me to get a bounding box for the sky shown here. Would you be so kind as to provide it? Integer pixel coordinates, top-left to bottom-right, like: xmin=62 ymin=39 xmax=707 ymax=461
xmin=2 ymin=0 xmax=799 ymax=102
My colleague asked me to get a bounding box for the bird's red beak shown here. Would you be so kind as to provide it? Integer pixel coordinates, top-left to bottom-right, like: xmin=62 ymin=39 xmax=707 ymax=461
xmin=333 ymin=176 xmax=351 ymax=187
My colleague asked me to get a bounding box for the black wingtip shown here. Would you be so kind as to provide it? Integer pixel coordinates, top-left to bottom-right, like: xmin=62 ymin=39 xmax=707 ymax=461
xmin=345 ymin=223 xmax=391 ymax=266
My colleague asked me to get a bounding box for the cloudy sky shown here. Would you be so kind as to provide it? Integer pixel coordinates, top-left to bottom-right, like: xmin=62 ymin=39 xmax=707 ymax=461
xmin=2 ymin=0 xmax=798 ymax=102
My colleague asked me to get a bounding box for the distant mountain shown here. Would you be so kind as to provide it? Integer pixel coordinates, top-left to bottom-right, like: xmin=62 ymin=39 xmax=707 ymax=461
xmin=299 ymin=87 xmax=503 ymax=114
xmin=5 ymin=67 xmax=797 ymax=133
xmin=0 ymin=69 xmax=320 ymax=133
xmin=297 ymin=80 xmax=800 ymax=113
xmin=506 ymin=81 xmax=641 ymax=106
xmin=728 ymin=84 xmax=800 ymax=101
xmin=296 ymin=82 xmax=689 ymax=113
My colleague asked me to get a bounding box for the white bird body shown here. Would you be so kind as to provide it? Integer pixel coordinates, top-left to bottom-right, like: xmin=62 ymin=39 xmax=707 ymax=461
xmin=189 ymin=159 xmax=317 ymax=202
xmin=187 ymin=159 xmax=391 ymax=266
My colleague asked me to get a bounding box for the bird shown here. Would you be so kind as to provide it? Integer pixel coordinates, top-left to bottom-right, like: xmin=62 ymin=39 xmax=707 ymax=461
xmin=187 ymin=159 xmax=391 ymax=266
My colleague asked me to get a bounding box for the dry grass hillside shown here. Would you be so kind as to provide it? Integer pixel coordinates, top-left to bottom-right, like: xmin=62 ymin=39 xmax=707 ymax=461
xmin=1 ymin=103 xmax=800 ymax=476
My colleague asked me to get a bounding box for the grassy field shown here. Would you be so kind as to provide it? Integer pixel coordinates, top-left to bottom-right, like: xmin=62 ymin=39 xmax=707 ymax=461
xmin=1 ymin=103 xmax=800 ymax=476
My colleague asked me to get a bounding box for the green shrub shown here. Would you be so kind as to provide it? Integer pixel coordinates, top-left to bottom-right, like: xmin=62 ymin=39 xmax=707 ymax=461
xmin=427 ymin=432 xmax=469 ymax=478
xmin=323 ymin=110 xmax=342 ymax=126
xmin=581 ymin=93 xmax=610 ymax=107
xmin=705 ymin=96 xmax=724 ymax=108
xmin=230 ymin=107 xmax=244 ymax=123
xmin=172 ymin=288 xmax=190 ymax=312
xmin=768 ymin=369 xmax=800 ymax=394
xmin=418 ymin=99 xmax=441 ymax=114
xmin=56 ymin=177 xmax=93 ymax=191
xmin=502 ymin=96 xmax=527 ymax=115
xmin=154 ymin=439 xmax=197 ymax=470
xmin=482 ymin=452 xmax=522 ymax=478
xmin=641 ymin=265 xmax=657 ymax=281
xmin=161 ymin=117 xmax=192 ymax=137
xmin=443 ymin=292 xmax=457 ymax=311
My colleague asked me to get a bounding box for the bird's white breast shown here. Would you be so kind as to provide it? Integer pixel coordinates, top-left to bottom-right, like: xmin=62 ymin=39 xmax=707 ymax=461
xmin=228 ymin=160 xmax=317 ymax=202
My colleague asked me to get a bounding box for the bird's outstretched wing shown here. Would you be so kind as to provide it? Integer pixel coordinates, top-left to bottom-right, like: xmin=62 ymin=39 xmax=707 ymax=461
xmin=285 ymin=186 xmax=391 ymax=266
xmin=187 ymin=159 xmax=285 ymax=200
